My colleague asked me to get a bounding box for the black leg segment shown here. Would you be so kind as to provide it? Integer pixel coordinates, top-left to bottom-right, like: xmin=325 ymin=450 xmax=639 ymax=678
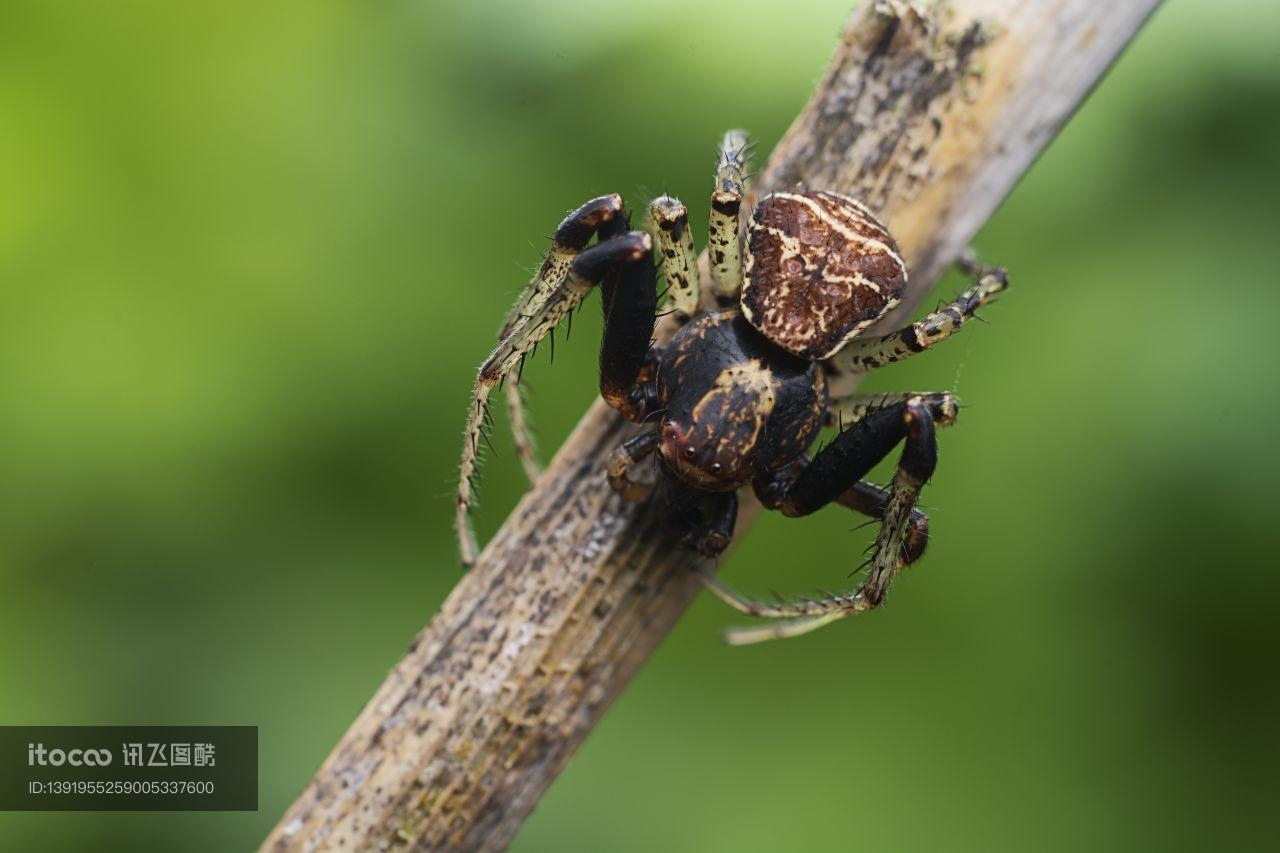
xmin=702 ymin=396 xmax=949 ymax=642
xmin=761 ymin=392 xmax=951 ymax=519
xmin=588 ymin=214 xmax=659 ymax=420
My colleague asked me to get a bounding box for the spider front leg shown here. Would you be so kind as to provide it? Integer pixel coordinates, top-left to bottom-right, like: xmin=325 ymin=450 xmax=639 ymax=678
xmin=697 ymin=396 xmax=951 ymax=643
xmin=649 ymin=197 xmax=700 ymax=321
xmin=499 ymin=195 xmax=626 ymax=338
xmin=837 ymin=475 xmax=932 ymax=566
xmin=707 ymin=129 xmax=750 ymax=304
xmin=501 ymin=194 xmax=625 ymax=484
xmin=456 ymin=223 xmax=655 ymax=567
xmin=797 ymin=392 xmax=955 ymax=570
xmin=826 ymin=390 xmax=959 ymax=430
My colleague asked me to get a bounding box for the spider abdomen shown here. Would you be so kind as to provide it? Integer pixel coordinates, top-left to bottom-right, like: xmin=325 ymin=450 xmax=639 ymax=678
xmin=656 ymin=311 xmax=826 ymax=490
xmin=741 ymin=190 xmax=907 ymax=361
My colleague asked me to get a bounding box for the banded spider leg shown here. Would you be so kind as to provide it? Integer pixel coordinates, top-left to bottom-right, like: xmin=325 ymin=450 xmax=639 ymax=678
xmin=456 ymin=201 xmax=655 ymax=566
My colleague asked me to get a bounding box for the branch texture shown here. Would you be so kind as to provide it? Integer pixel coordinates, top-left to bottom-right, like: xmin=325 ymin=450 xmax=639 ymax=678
xmin=265 ymin=1 xmax=1162 ymax=849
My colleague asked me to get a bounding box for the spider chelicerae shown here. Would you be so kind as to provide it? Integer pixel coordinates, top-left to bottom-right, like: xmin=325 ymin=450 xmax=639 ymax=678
xmin=455 ymin=130 xmax=1007 ymax=643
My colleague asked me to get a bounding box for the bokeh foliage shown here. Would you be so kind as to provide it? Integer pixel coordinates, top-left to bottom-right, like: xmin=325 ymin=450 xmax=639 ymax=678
xmin=1 ymin=0 xmax=1278 ymax=850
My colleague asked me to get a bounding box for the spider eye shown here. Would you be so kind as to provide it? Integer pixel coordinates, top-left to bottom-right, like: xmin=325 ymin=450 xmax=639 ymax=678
xmin=711 ymin=462 xmax=722 ymax=473
xmin=684 ymin=447 xmax=696 ymax=459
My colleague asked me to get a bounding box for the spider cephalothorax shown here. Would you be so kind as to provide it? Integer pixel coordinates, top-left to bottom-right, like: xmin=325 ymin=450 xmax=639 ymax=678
xmin=456 ymin=130 xmax=1007 ymax=643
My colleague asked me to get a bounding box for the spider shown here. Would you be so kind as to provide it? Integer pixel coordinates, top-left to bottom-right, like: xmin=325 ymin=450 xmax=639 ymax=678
xmin=455 ymin=130 xmax=1007 ymax=643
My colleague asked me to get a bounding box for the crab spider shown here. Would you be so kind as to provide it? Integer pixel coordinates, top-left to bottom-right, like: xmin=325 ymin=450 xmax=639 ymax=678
xmin=455 ymin=130 xmax=1007 ymax=643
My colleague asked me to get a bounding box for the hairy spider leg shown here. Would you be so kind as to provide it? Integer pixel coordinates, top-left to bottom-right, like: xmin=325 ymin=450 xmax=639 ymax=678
xmin=456 ymin=227 xmax=655 ymax=567
xmin=648 ymin=196 xmax=701 ymax=321
xmin=606 ymin=430 xmax=660 ymax=500
xmin=499 ymin=195 xmax=625 ymax=338
xmin=503 ymin=381 xmax=541 ymax=484
xmin=825 ymin=390 xmax=958 ymax=429
xmin=830 ymin=268 xmax=1008 ymax=374
xmin=835 ymin=475 xmax=932 ymax=567
xmin=708 ymin=129 xmax=750 ymax=303
xmin=697 ymin=396 xmax=950 ymax=642
xmin=822 ymin=392 xmax=959 ymax=569
xmin=499 ymin=194 xmax=626 ymax=484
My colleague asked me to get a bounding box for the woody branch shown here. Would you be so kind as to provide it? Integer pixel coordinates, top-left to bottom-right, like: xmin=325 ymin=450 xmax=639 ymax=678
xmin=264 ymin=1 xmax=1163 ymax=850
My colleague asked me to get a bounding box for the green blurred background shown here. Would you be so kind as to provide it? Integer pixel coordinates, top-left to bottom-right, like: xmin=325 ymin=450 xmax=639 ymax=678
xmin=2 ymin=0 xmax=1278 ymax=849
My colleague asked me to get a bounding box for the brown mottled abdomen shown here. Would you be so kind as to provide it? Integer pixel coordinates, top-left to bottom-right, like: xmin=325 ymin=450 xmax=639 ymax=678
xmin=741 ymin=191 xmax=907 ymax=361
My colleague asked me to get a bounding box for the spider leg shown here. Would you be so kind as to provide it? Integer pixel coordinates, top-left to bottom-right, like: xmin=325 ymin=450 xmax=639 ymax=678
xmin=500 ymin=195 xmax=625 ymax=484
xmin=836 ymin=480 xmax=930 ymax=567
xmin=500 ymin=195 xmax=625 ymax=338
xmin=606 ymin=430 xmax=659 ymax=500
xmin=829 ymin=268 xmax=1007 ymax=375
xmin=697 ymin=396 xmax=948 ymax=643
xmin=955 ymin=246 xmax=996 ymax=280
xmin=598 ymin=221 xmax=660 ymax=420
xmin=707 ymin=129 xmax=749 ymax=304
xmin=825 ymin=390 xmax=958 ymax=429
xmin=457 ymin=227 xmax=654 ymax=567
xmin=648 ymin=196 xmax=700 ymax=321
xmin=504 ymin=379 xmax=541 ymax=484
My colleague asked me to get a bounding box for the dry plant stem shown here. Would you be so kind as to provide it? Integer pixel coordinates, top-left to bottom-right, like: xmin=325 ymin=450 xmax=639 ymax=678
xmin=264 ymin=1 xmax=1163 ymax=850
